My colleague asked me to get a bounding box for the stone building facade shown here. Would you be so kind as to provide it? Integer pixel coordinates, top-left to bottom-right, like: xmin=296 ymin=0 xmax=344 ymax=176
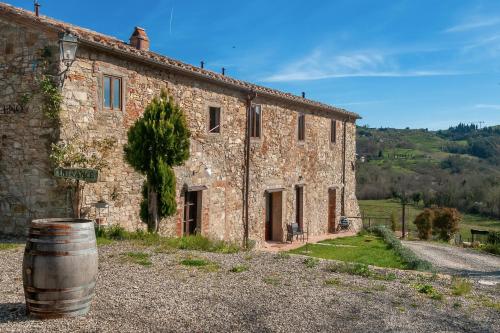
xmin=0 ymin=3 xmax=361 ymax=246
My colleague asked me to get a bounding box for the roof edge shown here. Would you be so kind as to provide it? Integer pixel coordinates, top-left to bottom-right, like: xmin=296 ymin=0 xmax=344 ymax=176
xmin=0 ymin=2 xmax=361 ymax=120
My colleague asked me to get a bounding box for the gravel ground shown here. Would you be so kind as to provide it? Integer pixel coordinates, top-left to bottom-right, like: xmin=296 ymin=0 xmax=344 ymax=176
xmin=402 ymin=241 xmax=500 ymax=284
xmin=1 ymin=241 xmax=499 ymax=333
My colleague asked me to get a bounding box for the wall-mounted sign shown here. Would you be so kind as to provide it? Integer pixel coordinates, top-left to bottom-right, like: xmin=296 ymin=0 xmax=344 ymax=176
xmin=0 ymin=104 xmax=27 ymax=115
xmin=54 ymin=167 xmax=99 ymax=183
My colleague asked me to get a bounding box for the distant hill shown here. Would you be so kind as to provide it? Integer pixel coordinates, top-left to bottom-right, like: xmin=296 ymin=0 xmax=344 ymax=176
xmin=355 ymin=124 xmax=500 ymax=219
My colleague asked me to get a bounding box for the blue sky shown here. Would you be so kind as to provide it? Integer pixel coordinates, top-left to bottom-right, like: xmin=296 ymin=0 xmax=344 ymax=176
xmin=9 ymin=0 xmax=500 ymax=129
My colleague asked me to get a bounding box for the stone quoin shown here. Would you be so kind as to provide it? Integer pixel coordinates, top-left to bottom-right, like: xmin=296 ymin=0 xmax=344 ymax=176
xmin=0 ymin=3 xmax=361 ymax=247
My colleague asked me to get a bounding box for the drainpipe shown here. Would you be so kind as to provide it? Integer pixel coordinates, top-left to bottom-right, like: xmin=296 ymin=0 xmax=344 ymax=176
xmin=243 ymin=90 xmax=256 ymax=248
xmin=341 ymin=118 xmax=349 ymax=216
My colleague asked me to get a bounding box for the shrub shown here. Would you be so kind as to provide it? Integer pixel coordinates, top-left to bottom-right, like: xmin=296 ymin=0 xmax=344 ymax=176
xmin=304 ymin=257 xmax=320 ymax=268
xmin=482 ymin=243 xmax=500 ymax=255
xmin=413 ymin=207 xmax=461 ymax=241
xmin=229 ymin=264 xmax=249 ymax=273
xmin=487 ymin=232 xmax=500 ymax=244
xmin=451 ymin=277 xmax=472 ymax=296
xmin=370 ymin=225 xmax=433 ymax=271
xmin=275 ymin=252 xmax=291 ymax=259
xmin=95 ymin=227 xmax=240 ymax=253
xmin=327 ymin=262 xmax=372 ymax=277
xmin=433 ymin=207 xmax=460 ymax=241
xmin=414 ymin=284 xmax=443 ymax=300
xmin=414 ymin=209 xmax=434 ymax=240
xmin=390 ymin=211 xmax=398 ymax=232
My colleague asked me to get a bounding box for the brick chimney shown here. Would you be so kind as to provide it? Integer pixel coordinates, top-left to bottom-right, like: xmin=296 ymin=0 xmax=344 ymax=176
xmin=129 ymin=27 xmax=150 ymax=51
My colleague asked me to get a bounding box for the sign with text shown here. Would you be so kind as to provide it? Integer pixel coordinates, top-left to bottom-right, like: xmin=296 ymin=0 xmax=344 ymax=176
xmin=0 ymin=104 xmax=27 ymax=115
xmin=54 ymin=167 xmax=99 ymax=183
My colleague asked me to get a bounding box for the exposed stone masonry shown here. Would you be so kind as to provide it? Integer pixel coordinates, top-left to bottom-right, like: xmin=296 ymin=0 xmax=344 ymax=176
xmin=0 ymin=6 xmax=361 ymax=247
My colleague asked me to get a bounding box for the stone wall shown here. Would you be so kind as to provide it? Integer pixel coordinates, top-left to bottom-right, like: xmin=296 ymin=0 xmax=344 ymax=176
xmin=0 ymin=17 xmax=360 ymax=245
xmin=0 ymin=18 xmax=67 ymax=235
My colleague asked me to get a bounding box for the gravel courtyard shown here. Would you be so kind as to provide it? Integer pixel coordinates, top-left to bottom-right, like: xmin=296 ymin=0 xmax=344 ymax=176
xmin=1 ymin=242 xmax=499 ymax=333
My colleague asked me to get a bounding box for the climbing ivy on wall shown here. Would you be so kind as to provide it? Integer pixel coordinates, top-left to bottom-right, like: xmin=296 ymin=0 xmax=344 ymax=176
xmin=124 ymin=90 xmax=190 ymax=233
xmin=36 ymin=46 xmax=62 ymax=121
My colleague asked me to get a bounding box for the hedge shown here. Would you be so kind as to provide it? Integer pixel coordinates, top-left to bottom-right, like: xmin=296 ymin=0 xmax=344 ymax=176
xmin=369 ymin=225 xmax=433 ymax=271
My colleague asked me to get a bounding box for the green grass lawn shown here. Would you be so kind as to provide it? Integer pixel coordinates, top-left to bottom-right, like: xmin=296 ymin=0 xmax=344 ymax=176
xmin=289 ymin=233 xmax=406 ymax=269
xmin=359 ymin=199 xmax=500 ymax=239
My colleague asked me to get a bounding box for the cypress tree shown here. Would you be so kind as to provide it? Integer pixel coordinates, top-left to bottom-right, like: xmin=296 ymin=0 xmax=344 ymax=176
xmin=124 ymin=90 xmax=190 ymax=232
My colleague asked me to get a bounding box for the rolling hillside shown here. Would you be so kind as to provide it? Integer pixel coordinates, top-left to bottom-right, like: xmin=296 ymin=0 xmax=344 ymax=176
xmin=356 ymin=124 xmax=500 ymax=223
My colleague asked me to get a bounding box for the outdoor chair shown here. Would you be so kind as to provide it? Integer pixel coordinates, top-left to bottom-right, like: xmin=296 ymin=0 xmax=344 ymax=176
xmin=337 ymin=217 xmax=351 ymax=232
xmin=287 ymin=223 xmax=305 ymax=243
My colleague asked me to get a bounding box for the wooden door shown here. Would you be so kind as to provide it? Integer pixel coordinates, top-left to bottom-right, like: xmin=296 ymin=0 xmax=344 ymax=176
xmin=184 ymin=191 xmax=198 ymax=235
xmin=296 ymin=186 xmax=304 ymax=231
xmin=328 ymin=189 xmax=336 ymax=233
xmin=265 ymin=193 xmax=273 ymax=241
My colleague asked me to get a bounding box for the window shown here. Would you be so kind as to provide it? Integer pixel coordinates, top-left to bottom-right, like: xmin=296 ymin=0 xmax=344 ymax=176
xmin=103 ymin=75 xmax=122 ymax=110
xmin=250 ymin=105 xmax=261 ymax=138
xmin=208 ymin=107 xmax=221 ymax=133
xmin=331 ymin=120 xmax=337 ymax=143
xmin=298 ymin=113 xmax=305 ymax=141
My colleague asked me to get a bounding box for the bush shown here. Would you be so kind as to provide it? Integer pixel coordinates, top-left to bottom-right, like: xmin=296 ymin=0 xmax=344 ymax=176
xmin=414 ymin=284 xmax=443 ymax=300
xmin=433 ymin=207 xmax=460 ymax=241
xmin=95 ymin=226 xmax=240 ymax=253
xmin=487 ymin=232 xmax=500 ymax=244
xmin=327 ymin=262 xmax=372 ymax=277
xmin=229 ymin=264 xmax=249 ymax=273
xmin=370 ymin=225 xmax=433 ymax=271
xmin=414 ymin=209 xmax=434 ymax=240
xmin=390 ymin=211 xmax=398 ymax=232
xmin=482 ymin=243 xmax=500 ymax=255
xmin=451 ymin=277 xmax=472 ymax=296
xmin=304 ymin=257 xmax=320 ymax=268
xmin=413 ymin=207 xmax=461 ymax=241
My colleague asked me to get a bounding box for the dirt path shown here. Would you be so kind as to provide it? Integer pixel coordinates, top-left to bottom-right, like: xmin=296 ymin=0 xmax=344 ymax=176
xmin=402 ymin=241 xmax=500 ymax=284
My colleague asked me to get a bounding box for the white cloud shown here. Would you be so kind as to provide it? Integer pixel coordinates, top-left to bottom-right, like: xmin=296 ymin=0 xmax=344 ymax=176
xmin=474 ymin=104 xmax=500 ymax=110
xmin=462 ymin=35 xmax=500 ymax=51
xmin=445 ymin=17 xmax=500 ymax=33
xmin=261 ymin=49 xmax=467 ymax=82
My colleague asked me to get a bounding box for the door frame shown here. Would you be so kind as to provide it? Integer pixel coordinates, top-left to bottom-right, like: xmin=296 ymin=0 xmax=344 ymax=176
xmin=183 ymin=190 xmax=202 ymax=236
xmin=265 ymin=189 xmax=284 ymax=242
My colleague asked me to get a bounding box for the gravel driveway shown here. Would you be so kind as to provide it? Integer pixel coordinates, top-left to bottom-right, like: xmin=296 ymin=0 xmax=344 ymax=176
xmin=402 ymin=241 xmax=500 ymax=284
xmin=0 ymin=242 xmax=499 ymax=332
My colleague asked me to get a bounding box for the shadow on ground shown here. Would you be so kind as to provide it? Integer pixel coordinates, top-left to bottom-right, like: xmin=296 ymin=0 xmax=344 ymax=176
xmin=0 ymin=303 xmax=28 ymax=323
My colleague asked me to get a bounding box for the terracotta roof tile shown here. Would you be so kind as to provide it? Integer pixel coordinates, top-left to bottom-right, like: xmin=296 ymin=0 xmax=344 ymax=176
xmin=0 ymin=2 xmax=360 ymax=119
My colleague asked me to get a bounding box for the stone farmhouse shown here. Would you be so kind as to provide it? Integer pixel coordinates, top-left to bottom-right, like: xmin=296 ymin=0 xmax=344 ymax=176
xmin=0 ymin=3 xmax=361 ymax=246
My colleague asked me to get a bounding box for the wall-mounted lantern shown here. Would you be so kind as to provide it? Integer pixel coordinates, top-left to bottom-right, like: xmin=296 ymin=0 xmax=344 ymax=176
xmin=58 ymin=31 xmax=78 ymax=80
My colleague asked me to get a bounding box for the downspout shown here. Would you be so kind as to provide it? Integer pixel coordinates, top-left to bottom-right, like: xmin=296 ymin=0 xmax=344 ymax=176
xmin=341 ymin=118 xmax=349 ymax=216
xmin=243 ymin=91 xmax=256 ymax=248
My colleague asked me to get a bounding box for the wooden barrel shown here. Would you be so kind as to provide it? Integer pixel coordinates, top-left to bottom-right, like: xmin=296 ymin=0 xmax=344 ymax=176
xmin=22 ymin=218 xmax=98 ymax=319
